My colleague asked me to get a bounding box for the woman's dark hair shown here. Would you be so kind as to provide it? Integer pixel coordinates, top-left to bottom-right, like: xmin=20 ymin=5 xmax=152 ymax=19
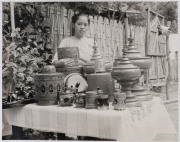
xmin=72 ymin=13 xmax=90 ymax=25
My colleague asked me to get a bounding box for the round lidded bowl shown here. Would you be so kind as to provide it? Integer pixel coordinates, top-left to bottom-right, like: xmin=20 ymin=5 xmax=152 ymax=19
xmin=125 ymin=37 xmax=152 ymax=70
xmin=111 ymin=57 xmax=141 ymax=82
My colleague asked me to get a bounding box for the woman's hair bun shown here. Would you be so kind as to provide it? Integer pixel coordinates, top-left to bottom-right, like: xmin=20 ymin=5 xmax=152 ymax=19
xmin=72 ymin=11 xmax=90 ymax=25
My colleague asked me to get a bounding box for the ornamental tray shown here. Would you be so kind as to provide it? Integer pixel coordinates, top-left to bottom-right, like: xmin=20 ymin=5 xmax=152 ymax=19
xmin=2 ymin=98 xmax=36 ymax=109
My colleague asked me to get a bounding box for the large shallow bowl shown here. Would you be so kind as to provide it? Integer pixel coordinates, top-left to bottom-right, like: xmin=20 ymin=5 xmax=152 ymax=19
xmin=64 ymin=73 xmax=88 ymax=92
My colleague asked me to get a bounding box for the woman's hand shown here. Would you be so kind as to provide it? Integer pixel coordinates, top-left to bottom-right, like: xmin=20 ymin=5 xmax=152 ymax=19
xmin=53 ymin=58 xmax=75 ymax=67
xmin=78 ymin=59 xmax=86 ymax=65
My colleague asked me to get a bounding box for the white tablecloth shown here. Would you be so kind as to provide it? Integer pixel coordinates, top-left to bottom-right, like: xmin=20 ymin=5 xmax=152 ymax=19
xmin=2 ymin=97 xmax=177 ymax=141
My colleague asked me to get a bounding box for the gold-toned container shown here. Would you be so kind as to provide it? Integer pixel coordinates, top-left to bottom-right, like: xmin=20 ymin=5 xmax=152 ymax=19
xmin=34 ymin=65 xmax=65 ymax=105
xmin=85 ymin=91 xmax=98 ymax=109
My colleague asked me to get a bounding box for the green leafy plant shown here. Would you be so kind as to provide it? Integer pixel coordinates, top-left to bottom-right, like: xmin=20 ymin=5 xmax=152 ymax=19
xmin=2 ymin=2 xmax=53 ymax=98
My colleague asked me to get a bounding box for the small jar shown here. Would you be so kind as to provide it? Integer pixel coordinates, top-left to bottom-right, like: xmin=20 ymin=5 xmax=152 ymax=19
xmin=59 ymin=93 xmax=74 ymax=106
xmin=97 ymin=94 xmax=109 ymax=110
xmin=113 ymin=90 xmax=126 ymax=111
xmin=74 ymin=93 xmax=86 ymax=108
xmin=85 ymin=91 xmax=98 ymax=109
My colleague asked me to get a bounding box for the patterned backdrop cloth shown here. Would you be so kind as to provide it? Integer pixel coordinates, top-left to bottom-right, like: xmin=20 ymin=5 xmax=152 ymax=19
xmin=2 ymin=97 xmax=177 ymax=141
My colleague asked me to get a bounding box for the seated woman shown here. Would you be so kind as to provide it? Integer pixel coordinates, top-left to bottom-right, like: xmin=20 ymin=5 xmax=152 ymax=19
xmin=53 ymin=12 xmax=112 ymax=140
xmin=52 ymin=12 xmax=96 ymax=140
xmin=52 ymin=12 xmax=96 ymax=67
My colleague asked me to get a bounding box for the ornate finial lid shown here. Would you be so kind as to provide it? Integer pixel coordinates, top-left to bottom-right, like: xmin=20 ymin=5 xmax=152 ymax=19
xmin=128 ymin=24 xmax=135 ymax=45
xmin=91 ymin=38 xmax=102 ymax=61
xmin=42 ymin=65 xmax=56 ymax=73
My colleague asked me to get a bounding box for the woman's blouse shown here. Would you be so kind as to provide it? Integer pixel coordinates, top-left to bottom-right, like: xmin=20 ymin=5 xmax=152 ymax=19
xmin=53 ymin=36 xmax=96 ymax=63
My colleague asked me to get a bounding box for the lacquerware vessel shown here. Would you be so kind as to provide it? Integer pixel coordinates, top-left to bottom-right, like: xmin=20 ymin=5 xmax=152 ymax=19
xmin=125 ymin=25 xmax=153 ymax=102
xmin=111 ymin=53 xmax=141 ymax=107
xmin=34 ymin=65 xmax=64 ymax=105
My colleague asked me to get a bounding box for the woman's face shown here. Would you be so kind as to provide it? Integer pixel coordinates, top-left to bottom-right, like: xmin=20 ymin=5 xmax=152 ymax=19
xmin=74 ymin=15 xmax=89 ymax=38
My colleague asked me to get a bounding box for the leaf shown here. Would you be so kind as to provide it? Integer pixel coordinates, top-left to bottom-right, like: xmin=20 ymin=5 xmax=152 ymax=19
xmin=16 ymin=47 xmax=23 ymax=53
xmin=28 ymin=59 xmax=35 ymax=65
xmin=46 ymin=44 xmax=51 ymax=49
xmin=6 ymin=62 xmax=17 ymax=68
xmin=18 ymin=67 xmax=26 ymax=73
xmin=2 ymin=52 xmax=8 ymax=62
xmin=29 ymin=32 xmax=37 ymax=35
xmin=16 ymin=32 xmax=21 ymax=38
xmin=33 ymin=41 xmax=37 ymax=47
xmin=20 ymin=55 xmax=30 ymax=62
xmin=9 ymin=42 xmax=17 ymax=50
xmin=24 ymin=68 xmax=33 ymax=75
xmin=17 ymin=72 xmax=25 ymax=78
xmin=11 ymin=32 xmax=16 ymax=37
xmin=31 ymin=63 xmax=39 ymax=71
xmin=15 ymin=27 xmax=21 ymax=32
xmin=37 ymin=41 xmax=43 ymax=45
xmin=2 ymin=66 xmax=9 ymax=73
xmin=26 ymin=76 xmax=34 ymax=82
xmin=2 ymin=70 xmax=11 ymax=78
xmin=28 ymin=39 xmax=32 ymax=42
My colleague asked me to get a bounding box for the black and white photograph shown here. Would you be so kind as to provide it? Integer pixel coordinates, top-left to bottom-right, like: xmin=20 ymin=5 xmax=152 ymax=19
xmin=2 ymin=1 xmax=179 ymax=141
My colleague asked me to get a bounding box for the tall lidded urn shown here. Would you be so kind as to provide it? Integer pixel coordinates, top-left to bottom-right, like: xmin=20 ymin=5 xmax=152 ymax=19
xmin=125 ymin=25 xmax=152 ymax=102
xmin=111 ymin=52 xmax=141 ymax=107
xmin=84 ymin=39 xmax=115 ymax=101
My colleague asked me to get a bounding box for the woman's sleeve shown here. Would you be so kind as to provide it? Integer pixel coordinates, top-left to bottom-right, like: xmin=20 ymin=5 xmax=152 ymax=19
xmin=59 ymin=39 xmax=67 ymax=48
xmin=52 ymin=52 xmax=58 ymax=63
